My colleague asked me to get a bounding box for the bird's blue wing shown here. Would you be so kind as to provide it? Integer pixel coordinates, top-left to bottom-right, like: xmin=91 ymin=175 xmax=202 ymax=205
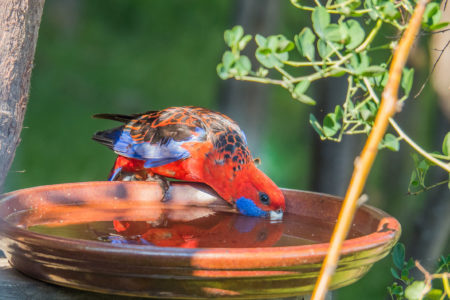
xmin=112 ymin=126 xmax=206 ymax=168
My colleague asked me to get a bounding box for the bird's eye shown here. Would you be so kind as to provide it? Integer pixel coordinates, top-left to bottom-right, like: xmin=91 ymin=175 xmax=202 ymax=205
xmin=259 ymin=192 xmax=270 ymax=206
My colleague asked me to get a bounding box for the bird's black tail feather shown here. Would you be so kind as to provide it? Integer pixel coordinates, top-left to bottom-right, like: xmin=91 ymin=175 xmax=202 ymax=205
xmin=93 ymin=113 xmax=137 ymax=123
xmin=92 ymin=126 xmax=123 ymax=149
xmin=92 ymin=111 xmax=156 ymax=123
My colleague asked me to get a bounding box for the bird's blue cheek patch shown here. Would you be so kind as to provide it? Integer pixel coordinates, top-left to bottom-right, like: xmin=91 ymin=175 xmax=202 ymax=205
xmin=235 ymin=197 xmax=268 ymax=218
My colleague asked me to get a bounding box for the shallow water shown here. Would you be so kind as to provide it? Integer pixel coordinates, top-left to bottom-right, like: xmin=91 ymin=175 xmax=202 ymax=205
xmin=27 ymin=207 xmax=364 ymax=248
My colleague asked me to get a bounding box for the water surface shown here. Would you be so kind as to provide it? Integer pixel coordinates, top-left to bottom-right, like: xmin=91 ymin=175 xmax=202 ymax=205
xmin=27 ymin=206 xmax=364 ymax=248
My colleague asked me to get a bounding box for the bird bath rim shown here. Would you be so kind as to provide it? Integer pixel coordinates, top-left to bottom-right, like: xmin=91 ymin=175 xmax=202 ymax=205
xmin=0 ymin=181 xmax=401 ymax=298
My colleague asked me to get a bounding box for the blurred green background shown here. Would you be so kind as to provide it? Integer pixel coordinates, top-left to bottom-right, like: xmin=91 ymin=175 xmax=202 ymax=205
xmin=4 ymin=1 xmax=449 ymax=299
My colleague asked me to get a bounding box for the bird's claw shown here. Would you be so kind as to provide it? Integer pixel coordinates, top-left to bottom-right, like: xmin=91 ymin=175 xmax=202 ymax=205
xmin=110 ymin=170 xmax=170 ymax=202
xmin=146 ymin=173 xmax=170 ymax=202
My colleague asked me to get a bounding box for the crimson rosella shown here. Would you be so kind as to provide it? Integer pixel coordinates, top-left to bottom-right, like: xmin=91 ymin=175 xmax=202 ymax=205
xmin=92 ymin=106 xmax=285 ymax=219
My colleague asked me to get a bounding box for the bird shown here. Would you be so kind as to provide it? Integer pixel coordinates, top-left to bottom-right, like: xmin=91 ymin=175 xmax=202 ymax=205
xmin=92 ymin=106 xmax=285 ymax=219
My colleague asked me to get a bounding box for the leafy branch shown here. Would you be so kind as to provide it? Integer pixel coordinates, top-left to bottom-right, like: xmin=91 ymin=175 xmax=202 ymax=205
xmin=388 ymin=243 xmax=450 ymax=300
xmin=216 ymin=0 xmax=449 ymax=299
xmin=217 ymin=0 xmax=450 ymax=192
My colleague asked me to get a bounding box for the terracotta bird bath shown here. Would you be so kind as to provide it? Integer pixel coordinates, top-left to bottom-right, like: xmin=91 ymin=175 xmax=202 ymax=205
xmin=0 ymin=181 xmax=400 ymax=299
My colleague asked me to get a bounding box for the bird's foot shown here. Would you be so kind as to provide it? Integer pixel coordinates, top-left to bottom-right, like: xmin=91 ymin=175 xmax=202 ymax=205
xmin=110 ymin=170 xmax=170 ymax=201
xmin=110 ymin=170 xmax=138 ymax=181
xmin=145 ymin=172 xmax=170 ymax=202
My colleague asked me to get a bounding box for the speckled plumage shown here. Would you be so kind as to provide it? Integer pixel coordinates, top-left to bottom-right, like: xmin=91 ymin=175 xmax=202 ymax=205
xmin=93 ymin=106 xmax=285 ymax=218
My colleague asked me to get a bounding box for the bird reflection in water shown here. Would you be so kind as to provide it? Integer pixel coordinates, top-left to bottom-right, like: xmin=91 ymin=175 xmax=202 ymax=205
xmin=101 ymin=209 xmax=284 ymax=248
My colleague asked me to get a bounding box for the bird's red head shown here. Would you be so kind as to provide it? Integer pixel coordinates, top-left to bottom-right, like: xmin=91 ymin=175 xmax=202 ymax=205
xmin=229 ymin=163 xmax=285 ymax=219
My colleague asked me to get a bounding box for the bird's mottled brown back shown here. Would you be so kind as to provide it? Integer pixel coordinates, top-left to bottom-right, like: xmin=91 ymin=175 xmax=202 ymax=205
xmin=123 ymin=107 xmax=252 ymax=169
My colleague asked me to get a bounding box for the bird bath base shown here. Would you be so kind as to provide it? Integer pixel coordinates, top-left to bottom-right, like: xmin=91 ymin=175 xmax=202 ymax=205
xmin=0 ymin=181 xmax=400 ymax=299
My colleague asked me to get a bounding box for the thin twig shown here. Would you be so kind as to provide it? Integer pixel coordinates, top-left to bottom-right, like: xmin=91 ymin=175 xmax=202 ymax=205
xmin=415 ymin=261 xmax=433 ymax=298
xmin=310 ymin=1 xmax=430 ymax=299
xmin=414 ymin=40 xmax=450 ymax=98
xmin=419 ymin=28 xmax=450 ymax=35
xmin=363 ymin=75 xmax=450 ymax=172
xmin=283 ymin=60 xmax=334 ymax=67
xmin=390 ymin=119 xmax=450 ymax=172
xmin=356 ymin=19 xmax=383 ymax=53
xmin=407 ymin=179 xmax=450 ymax=195
xmin=274 ymin=65 xmax=294 ymax=81
xmin=234 ymin=75 xmax=284 ymax=86
xmin=415 ymin=261 xmax=450 ymax=299
xmin=289 ymin=0 xmax=371 ymax=15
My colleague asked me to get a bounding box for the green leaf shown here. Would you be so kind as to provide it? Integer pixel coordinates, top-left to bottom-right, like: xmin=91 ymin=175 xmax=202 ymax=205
xmin=422 ymin=2 xmax=441 ymax=30
xmin=442 ymin=132 xmax=450 ymax=156
xmin=317 ymin=39 xmax=333 ymax=59
xmin=424 ymin=289 xmax=443 ymax=300
xmin=417 ymin=159 xmax=432 ymax=175
xmin=389 ymin=283 xmax=404 ymax=296
xmin=330 ymin=70 xmax=346 ymax=77
xmin=359 ymin=108 xmax=372 ymax=121
xmin=336 ymin=0 xmax=361 ymax=14
xmin=409 ymin=169 xmax=419 ymax=188
xmin=255 ymin=35 xmax=292 ymax=68
xmin=406 ymin=258 xmax=415 ymax=270
xmin=312 ymin=7 xmax=330 ymax=38
xmin=359 ymin=101 xmax=377 ymax=122
xmin=216 ymin=63 xmax=230 ymax=80
xmin=410 ymin=154 xmax=432 ymax=190
xmin=256 ymin=49 xmax=275 ymax=68
xmin=349 ymin=52 xmax=370 ymax=74
xmin=334 ymin=105 xmax=343 ymax=121
xmin=380 ymin=133 xmax=400 ymax=151
xmin=360 ymin=65 xmax=387 ymax=76
xmin=294 ymin=80 xmax=310 ymax=95
xmin=345 ymin=19 xmax=365 ymax=50
xmin=238 ymin=34 xmax=252 ymax=51
xmin=391 ymin=267 xmax=400 ymax=280
xmin=401 ymin=268 xmax=411 ymax=282
xmin=255 ymin=48 xmax=279 ymax=68
xmin=235 ymin=56 xmax=251 ymax=76
xmin=437 ymin=254 xmax=450 ymax=272
xmin=224 ymin=25 xmax=244 ymax=47
xmin=324 ymin=24 xmax=346 ymax=43
xmin=309 ymin=114 xmax=325 ymax=139
xmin=259 ymin=51 xmax=287 ymax=68
xmin=405 ymin=281 xmax=426 ymax=300
xmin=224 ymin=30 xmax=233 ymax=47
xmin=346 ymin=100 xmax=357 ymax=118
xmin=380 ymin=2 xmax=399 ymax=20
xmin=255 ymin=34 xmax=267 ymax=47
xmin=296 ymin=93 xmax=316 ymax=105
xmin=428 ymin=22 xmax=450 ymax=31
xmin=255 ymin=67 xmax=268 ymax=77
xmin=401 ymin=68 xmax=414 ymax=97
xmin=222 ymin=51 xmax=235 ymax=68
xmin=364 ymin=0 xmax=384 ymax=20
xmin=295 ymin=27 xmax=316 ymax=61
xmin=267 ymin=35 xmax=295 ymax=53
xmin=392 ymin=243 xmax=405 ymax=270
xmin=323 ymin=112 xmax=341 ymax=137
xmin=292 ymin=79 xmax=315 ymax=105
xmin=372 ymin=70 xmax=389 ymax=88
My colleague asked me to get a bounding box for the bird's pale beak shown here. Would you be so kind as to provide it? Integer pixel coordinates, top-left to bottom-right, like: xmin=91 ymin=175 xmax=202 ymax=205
xmin=269 ymin=209 xmax=284 ymax=221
